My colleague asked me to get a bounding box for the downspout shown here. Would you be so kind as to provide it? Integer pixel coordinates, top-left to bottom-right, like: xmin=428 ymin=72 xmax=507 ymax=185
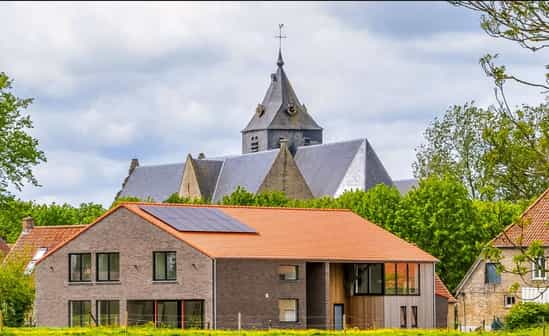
xmin=433 ymin=263 xmax=436 ymax=328
xmin=213 ymin=258 xmax=217 ymax=329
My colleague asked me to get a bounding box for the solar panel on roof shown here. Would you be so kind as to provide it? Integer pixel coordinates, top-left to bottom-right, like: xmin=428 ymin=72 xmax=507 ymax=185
xmin=139 ymin=206 xmax=257 ymax=233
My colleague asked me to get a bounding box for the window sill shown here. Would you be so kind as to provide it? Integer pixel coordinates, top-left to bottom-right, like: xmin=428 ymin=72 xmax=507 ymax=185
xmin=68 ymin=281 xmax=93 ymax=286
xmin=95 ymin=281 xmax=121 ymax=285
xmin=152 ymin=280 xmax=178 ymax=284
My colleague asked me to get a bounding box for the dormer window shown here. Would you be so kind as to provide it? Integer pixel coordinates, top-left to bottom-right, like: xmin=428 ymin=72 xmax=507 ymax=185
xmin=24 ymin=247 xmax=48 ymax=275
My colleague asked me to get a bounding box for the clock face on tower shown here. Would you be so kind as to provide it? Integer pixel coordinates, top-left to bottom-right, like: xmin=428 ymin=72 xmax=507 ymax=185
xmin=286 ymin=103 xmax=298 ymax=116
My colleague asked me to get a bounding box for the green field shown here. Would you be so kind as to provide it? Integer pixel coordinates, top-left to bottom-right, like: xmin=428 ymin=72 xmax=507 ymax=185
xmin=0 ymin=329 xmax=546 ymax=336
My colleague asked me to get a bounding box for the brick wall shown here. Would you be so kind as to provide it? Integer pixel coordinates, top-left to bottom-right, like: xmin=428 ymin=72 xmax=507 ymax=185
xmin=215 ymin=259 xmax=307 ymax=329
xmin=35 ymin=207 xmax=213 ymax=327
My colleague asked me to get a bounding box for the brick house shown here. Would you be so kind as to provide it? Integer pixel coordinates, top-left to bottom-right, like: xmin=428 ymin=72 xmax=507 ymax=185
xmin=32 ymin=202 xmax=441 ymax=329
xmin=455 ymin=187 xmax=549 ymax=331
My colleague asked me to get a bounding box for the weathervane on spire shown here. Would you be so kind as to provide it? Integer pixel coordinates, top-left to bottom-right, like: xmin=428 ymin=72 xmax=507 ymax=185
xmin=275 ymin=24 xmax=287 ymax=52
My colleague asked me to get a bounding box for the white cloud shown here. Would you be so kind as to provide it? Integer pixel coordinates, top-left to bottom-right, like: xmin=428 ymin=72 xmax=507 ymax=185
xmin=0 ymin=2 xmax=545 ymax=206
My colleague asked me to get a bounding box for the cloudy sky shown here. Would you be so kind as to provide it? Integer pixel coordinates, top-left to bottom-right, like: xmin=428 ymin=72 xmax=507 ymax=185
xmin=1 ymin=1 xmax=546 ymax=207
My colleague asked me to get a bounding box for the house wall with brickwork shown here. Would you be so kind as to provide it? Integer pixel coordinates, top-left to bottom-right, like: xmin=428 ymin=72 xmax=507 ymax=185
xmin=34 ymin=207 xmax=214 ymax=327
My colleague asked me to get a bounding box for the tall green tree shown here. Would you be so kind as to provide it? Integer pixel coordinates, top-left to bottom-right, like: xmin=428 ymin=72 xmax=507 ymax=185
xmin=0 ymin=73 xmax=46 ymax=201
xmin=396 ymin=176 xmax=487 ymax=290
xmin=414 ymin=103 xmax=491 ymax=199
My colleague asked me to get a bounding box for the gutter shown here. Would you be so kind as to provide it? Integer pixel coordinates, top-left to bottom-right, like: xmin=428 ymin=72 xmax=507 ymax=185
xmin=213 ymin=258 xmax=217 ymax=329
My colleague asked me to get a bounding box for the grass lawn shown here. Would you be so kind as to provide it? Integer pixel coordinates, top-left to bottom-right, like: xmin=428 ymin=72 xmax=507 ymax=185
xmin=0 ymin=328 xmax=546 ymax=336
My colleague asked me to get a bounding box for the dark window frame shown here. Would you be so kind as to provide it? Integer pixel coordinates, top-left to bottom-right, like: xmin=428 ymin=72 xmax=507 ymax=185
xmin=485 ymin=262 xmax=501 ymax=284
xmin=69 ymin=300 xmax=92 ymax=327
xmin=183 ymin=299 xmax=205 ymax=329
xmin=385 ymin=263 xmax=421 ymax=296
xmin=400 ymin=306 xmax=407 ymax=328
xmin=504 ymin=295 xmax=516 ymax=308
xmin=279 ymin=265 xmax=298 ymax=281
xmin=153 ymin=251 xmax=177 ymax=281
xmin=96 ymin=300 xmax=120 ymax=326
xmin=353 ymin=263 xmax=385 ymax=295
xmin=69 ymin=253 xmax=92 ymax=282
xmin=278 ymin=298 xmax=299 ymax=323
xmin=96 ymin=252 xmax=120 ymax=282
xmin=411 ymin=306 xmax=418 ymax=328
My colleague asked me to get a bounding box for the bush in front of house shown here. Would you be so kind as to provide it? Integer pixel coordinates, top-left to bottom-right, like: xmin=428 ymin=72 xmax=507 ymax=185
xmin=505 ymin=302 xmax=549 ymax=329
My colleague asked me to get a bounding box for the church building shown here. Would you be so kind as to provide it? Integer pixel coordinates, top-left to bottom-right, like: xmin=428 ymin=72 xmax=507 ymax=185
xmin=116 ymin=50 xmax=409 ymax=202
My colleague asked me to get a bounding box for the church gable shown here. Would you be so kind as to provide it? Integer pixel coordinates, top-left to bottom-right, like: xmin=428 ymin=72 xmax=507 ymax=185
xmin=258 ymin=142 xmax=313 ymax=199
xmin=179 ymin=155 xmax=204 ymax=199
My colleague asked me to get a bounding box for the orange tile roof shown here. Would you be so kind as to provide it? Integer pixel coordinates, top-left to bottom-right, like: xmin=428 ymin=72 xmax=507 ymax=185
xmin=492 ymin=187 xmax=549 ymax=247
xmin=5 ymin=225 xmax=87 ymax=264
xmin=42 ymin=203 xmax=437 ymax=263
xmin=435 ymin=273 xmax=456 ymax=303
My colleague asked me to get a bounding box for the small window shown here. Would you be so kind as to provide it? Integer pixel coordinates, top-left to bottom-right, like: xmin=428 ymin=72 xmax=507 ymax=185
xmin=533 ymin=256 xmax=546 ymax=280
xmin=279 ymin=265 xmax=298 ymax=280
xmin=69 ymin=253 xmax=92 ymax=282
xmin=251 ymin=137 xmax=259 ymax=153
xmin=485 ymin=263 xmax=501 ymax=284
xmin=69 ymin=300 xmax=92 ymax=327
xmin=303 ymin=137 xmax=311 ymax=146
xmin=97 ymin=253 xmax=120 ymax=282
xmin=504 ymin=295 xmax=516 ymax=308
xmin=153 ymin=252 xmax=176 ymax=281
xmin=24 ymin=247 xmax=48 ymax=275
xmin=279 ymin=299 xmax=298 ymax=322
xmin=411 ymin=306 xmax=418 ymax=328
xmin=400 ymin=306 xmax=407 ymax=328
xmin=97 ymin=300 xmax=120 ymax=326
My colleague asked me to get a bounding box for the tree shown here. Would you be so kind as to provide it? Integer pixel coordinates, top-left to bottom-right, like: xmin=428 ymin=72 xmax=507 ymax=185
xmin=0 ymin=73 xmax=46 ymax=201
xmin=0 ymin=255 xmax=34 ymax=327
xmin=0 ymin=199 xmax=105 ymax=243
xmin=483 ymin=103 xmax=549 ymax=200
xmin=396 ymin=176 xmax=491 ymax=290
xmin=451 ymin=1 xmax=549 ymax=53
xmin=414 ymin=103 xmax=491 ymax=199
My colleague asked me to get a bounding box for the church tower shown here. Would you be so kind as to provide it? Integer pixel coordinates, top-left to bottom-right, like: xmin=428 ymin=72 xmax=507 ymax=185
xmin=241 ymin=50 xmax=323 ymax=154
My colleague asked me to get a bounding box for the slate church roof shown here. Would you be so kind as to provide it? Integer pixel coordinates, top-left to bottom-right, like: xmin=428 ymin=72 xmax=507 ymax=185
xmin=242 ymin=51 xmax=322 ymax=133
xmin=117 ymin=138 xmax=396 ymax=203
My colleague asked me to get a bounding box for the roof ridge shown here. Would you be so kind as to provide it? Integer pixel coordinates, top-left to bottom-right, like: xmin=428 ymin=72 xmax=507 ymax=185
xmin=33 ymin=224 xmax=88 ymax=229
xmin=121 ymin=201 xmax=353 ymax=212
xmin=297 ymin=138 xmax=366 ymax=150
xmin=134 ymin=162 xmax=185 ymax=169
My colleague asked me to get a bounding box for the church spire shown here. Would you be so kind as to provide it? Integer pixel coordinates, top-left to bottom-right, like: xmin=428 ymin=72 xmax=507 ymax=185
xmin=277 ymin=49 xmax=284 ymax=67
xmin=241 ymin=26 xmax=323 ymax=154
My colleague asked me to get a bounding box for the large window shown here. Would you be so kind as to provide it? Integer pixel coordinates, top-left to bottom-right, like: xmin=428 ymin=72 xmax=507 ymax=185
xmin=279 ymin=265 xmax=298 ymax=280
xmin=485 ymin=263 xmax=501 ymax=284
xmin=279 ymin=299 xmax=298 ymax=322
xmin=184 ymin=300 xmax=204 ymax=329
xmin=533 ymin=256 xmax=546 ymax=280
xmin=157 ymin=301 xmax=180 ymax=328
xmin=354 ymin=264 xmax=383 ymax=295
xmin=153 ymin=252 xmax=176 ymax=281
xmin=97 ymin=300 xmax=119 ymax=326
xmin=69 ymin=300 xmax=92 ymax=327
xmin=69 ymin=253 xmax=91 ymax=282
xmin=97 ymin=253 xmax=120 ymax=282
xmin=127 ymin=300 xmax=154 ymax=326
xmin=385 ymin=263 xmax=420 ymax=295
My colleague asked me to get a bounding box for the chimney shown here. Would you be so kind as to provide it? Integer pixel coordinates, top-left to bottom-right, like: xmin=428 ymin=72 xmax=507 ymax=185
xmin=22 ymin=217 xmax=34 ymax=234
xmin=127 ymin=158 xmax=139 ymax=176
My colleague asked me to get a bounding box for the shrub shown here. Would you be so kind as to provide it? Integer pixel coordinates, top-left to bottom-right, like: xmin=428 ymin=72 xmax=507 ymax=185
xmin=505 ymin=302 xmax=549 ymax=329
